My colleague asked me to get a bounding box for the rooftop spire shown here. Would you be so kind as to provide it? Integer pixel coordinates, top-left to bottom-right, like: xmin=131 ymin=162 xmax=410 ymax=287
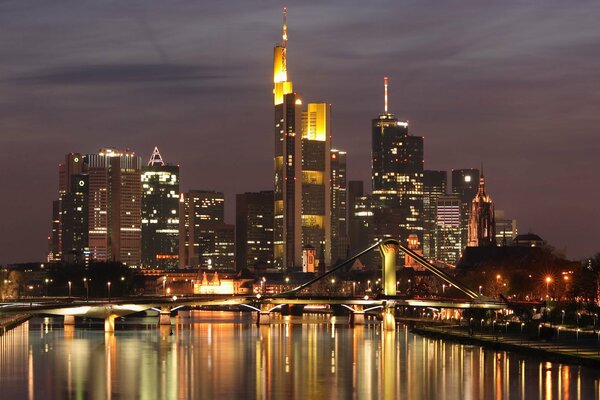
xmin=281 ymin=7 xmax=288 ymax=73
xmin=148 ymin=146 xmax=165 ymax=166
xmin=384 ymin=76 xmax=389 ymax=113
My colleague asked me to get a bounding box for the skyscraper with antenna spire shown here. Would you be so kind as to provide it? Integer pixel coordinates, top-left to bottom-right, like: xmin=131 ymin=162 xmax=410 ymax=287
xmin=371 ymin=77 xmax=424 ymax=259
xmin=273 ymin=7 xmax=302 ymax=270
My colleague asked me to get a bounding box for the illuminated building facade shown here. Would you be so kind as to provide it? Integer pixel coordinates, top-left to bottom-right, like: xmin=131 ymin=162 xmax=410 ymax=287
xmin=60 ymin=174 xmax=88 ymax=263
xmin=467 ymin=172 xmax=496 ymax=247
xmin=435 ymin=195 xmax=462 ymax=264
xmin=179 ymin=190 xmax=234 ymax=271
xmin=330 ymin=149 xmax=348 ymax=263
xmin=372 ymin=77 xmax=424 ymax=248
xmin=141 ymin=147 xmax=179 ymax=269
xmin=301 ymin=102 xmax=332 ymax=269
xmin=423 ymin=170 xmax=447 ymax=258
xmin=87 ymin=148 xmax=142 ymax=265
xmin=452 ymin=168 xmax=480 ymax=249
xmin=235 ymin=191 xmax=274 ymax=270
xmin=273 ymin=9 xmax=302 ymax=270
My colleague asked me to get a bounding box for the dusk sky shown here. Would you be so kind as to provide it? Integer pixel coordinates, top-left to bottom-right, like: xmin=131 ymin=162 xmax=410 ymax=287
xmin=1 ymin=0 xmax=599 ymax=263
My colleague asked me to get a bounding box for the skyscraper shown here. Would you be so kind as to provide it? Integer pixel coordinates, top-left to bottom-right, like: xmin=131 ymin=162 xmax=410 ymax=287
xmin=236 ymin=191 xmax=274 ymax=270
xmin=423 ymin=170 xmax=447 ymax=259
xmin=494 ymin=210 xmax=518 ymax=246
xmin=179 ymin=190 xmax=234 ymax=271
xmin=141 ymin=147 xmax=179 ymax=269
xmin=87 ymin=148 xmax=142 ymax=265
xmin=330 ymin=149 xmax=348 ymax=263
xmin=273 ymin=8 xmax=302 ymax=270
xmin=435 ymin=195 xmax=462 ymax=264
xmin=372 ymin=77 xmax=424 ymax=248
xmin=452 ymin=168 xmax=480 ymax=250
xmin=467 ymin=172 xmax=496 ymax=247
xmin=301 ymin=102 xmax=332 ymax=268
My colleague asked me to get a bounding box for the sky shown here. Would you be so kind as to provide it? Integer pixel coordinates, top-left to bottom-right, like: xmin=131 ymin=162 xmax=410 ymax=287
xmin=1 ymin=0 xmax=599 ymax=263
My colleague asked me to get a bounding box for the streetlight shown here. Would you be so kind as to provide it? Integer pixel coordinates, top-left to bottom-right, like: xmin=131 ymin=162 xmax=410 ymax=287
xmin=442 ymin=284 xmax=446 ymax=294
xmin=163 ymin=277 xmax=167 ymax=296
xmin=545 ymin=276 xmax=552 ymax=298
xmin=44 ymin=278 xmax=49 ymax=297
xmin=107 ymin=281 xmax=111 ymax=302
xmin=478 ymin=285 xmax=482 ymax=295
xmin=353 ymin=281 xmax=356 ymax=296
xmin=561 ymin=310 xmax=565 ymax=325
xmin=261 ymin=277 xmax=266 ymax=294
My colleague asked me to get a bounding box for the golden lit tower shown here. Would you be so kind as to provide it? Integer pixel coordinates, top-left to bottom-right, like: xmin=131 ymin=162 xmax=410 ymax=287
xmin=467 ymin=168 xmax=496 ymax=247
xmin=274 ymin=8 xmax=302 ymax=270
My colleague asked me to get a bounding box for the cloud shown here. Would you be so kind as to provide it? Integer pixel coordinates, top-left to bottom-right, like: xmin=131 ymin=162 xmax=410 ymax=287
xmin=12 ymin=63 xmax=231 ymax=85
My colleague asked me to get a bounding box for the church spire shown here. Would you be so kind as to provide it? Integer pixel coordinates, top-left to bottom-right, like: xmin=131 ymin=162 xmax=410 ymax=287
xmin=148 ymin=146 xmax=165 ymax=167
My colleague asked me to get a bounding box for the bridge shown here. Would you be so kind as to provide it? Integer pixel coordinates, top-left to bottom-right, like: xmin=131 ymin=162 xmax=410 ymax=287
xmin=0 ymin=239 xmax=533 ymax=332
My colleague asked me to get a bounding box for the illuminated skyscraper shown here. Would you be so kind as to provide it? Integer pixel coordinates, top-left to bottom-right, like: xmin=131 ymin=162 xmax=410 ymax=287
xmin=372 ymin=77 xmax=424 ymax=247
xmin=301 ymin=102 xmax=332 ymax=268
xmin=330 ymin=149 xmax=348 ymax=263
xmin=273 ymin=8 xmax=302 ymax=270
xmin=423 ymin=170 xmax=447 ymax=258
xmin=467 ymin=172 xmax=496 ymax=247
xmin=435 ymin=195 xmax=462 ymax=264
xmin=141 ymin=147 xmax=179 ymax=269
xmin=87 ymin=148 xmax=142 ymax=265
xmin=452 ymin=168 xmax=480 ymax=249
xmin=236 ymin=191 xmax=274 ymax=270
xmin=179 ymin=190 xmax=234 ymax=271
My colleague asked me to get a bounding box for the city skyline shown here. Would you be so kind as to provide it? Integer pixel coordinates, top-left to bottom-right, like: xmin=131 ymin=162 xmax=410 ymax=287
xmin=2 ymin=2 xmax=599 ymax=263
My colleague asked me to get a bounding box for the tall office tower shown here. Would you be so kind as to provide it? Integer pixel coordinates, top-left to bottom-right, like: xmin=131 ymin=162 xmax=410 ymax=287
xmin=330 ymin=149 xmax=348 ymax=263
xmin=60 ymin=174 xmax=88 ymax=263
xmin=494 ymin=210 xmax=518 ymax=246
xmin=372 ymin=77 xmax=424 ymax=246
xmin=423 ymin=170 xmax=447 ymax=259
xmin=347 ymin=180 xmax=364 ymax=253
xmin=49 ymin=153 xmax=88 ymax=262
xmin=179 ymin=190 xmax=234 ymax=271
xmin=141 ymin=147 xmax=180 ymax=269
xmin=300 ymin=102 xmax=332 ymax=269
xmin=435 ymin=195 xmax=462 ymax=264
xmin=87 ymin=148 xmax=142 ymax=265
xmin=236 ymin=191 xmax=274 ymax=270
xmin=273 ymin=8 xmax=302 ymax=270
xmin=451 ymin=168 xmax=480 ymax=250
xmin=467 ymin=172 xmax=496 ymax=247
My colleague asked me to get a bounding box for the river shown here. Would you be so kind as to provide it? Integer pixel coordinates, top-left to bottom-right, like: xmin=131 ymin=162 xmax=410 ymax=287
xmin=0 ymin=311 xmax=598 ymax=399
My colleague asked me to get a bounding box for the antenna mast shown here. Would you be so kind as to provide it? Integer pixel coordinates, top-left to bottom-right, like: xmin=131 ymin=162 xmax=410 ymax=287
xmin=384 ymin=76 xmax=389 ymax=113
xmin=282 ymin=7 xmax=288 ymax=72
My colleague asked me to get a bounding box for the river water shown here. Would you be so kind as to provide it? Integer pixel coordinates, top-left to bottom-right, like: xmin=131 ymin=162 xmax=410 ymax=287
xmin=0 ymin=311 xmax=598 ymax=399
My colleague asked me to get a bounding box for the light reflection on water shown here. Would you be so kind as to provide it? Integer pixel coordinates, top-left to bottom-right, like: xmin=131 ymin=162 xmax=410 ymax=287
xmin=0 ymin=312 xmax=599 ymax=399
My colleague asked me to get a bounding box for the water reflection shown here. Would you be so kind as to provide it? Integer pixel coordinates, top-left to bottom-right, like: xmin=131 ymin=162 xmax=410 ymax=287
xmin=0 ymin=313 xmax=598 ymax=399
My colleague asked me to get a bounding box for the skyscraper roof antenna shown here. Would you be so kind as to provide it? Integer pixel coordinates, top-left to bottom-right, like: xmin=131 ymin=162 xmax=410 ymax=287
xmin=282 ymin=7 xmax=288 ymax=48
xmin=148 ymin=146 xmax=165 ymax=166
xmin=384 ymin=76 xmax=389 ymax=114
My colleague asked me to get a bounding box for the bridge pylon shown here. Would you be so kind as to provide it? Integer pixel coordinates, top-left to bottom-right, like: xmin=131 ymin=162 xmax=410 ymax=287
xmin=257 ymin=304 xmax=271 ymax=325
xmin=159 ymin=307 xmax=172 ymax=326
xmin=379 ymin=241 xmax=398 ymax=296
xmin=349 ymin=305 xmax=366 ymax=325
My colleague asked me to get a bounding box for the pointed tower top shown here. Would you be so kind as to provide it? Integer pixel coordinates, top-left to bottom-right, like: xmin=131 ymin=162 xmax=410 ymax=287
xmin=282 ymin=7 xmax=288 ymax=47
xmin=148 ymin=146 xmax=165 ymax=167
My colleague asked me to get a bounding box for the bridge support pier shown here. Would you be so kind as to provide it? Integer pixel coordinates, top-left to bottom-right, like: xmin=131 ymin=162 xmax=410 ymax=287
xmin=63 ymin=315 xmax=75 ymax=326
xmin=177 ymin=310 xmax=191 ymax=319
xmin=257 ymin=304 xmax=271 ymax=325
xmin=382 ymin=305 xmax=396 ymax=331
xmin=349 ymin=305 xmax=366 ymax=326
xmin=104 ymin=314 xmax=117 ymax=333
xmin=159 ymin=307 xmax=172 ymax=326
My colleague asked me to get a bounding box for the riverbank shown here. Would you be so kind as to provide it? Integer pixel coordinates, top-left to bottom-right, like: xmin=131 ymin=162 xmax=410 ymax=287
xmin=412 ymin=324 xmax=600 ymax=369
xmin=0 ymin=314 xmax=31 ymax=335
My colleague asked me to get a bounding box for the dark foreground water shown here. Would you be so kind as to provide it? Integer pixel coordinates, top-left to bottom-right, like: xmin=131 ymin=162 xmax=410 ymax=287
xmin=0 ymin=312 xmax=599 ymax=400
